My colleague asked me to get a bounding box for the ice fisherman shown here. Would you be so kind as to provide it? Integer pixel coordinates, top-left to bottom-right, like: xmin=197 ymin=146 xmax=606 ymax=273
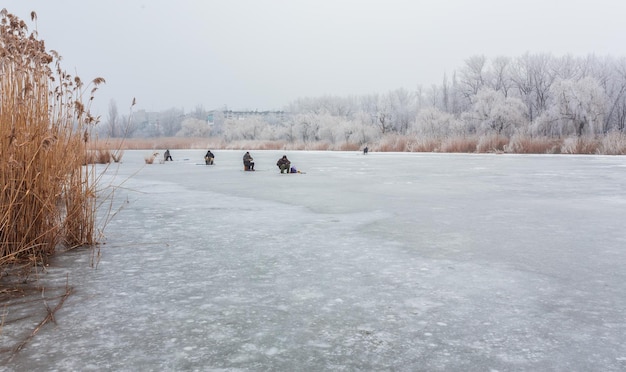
xmin=243 ymin=151 xmax=255 ymax=171
xmin=164 ymin=149 xmax=173 ymax=161
xmin=277 ymin=155 xmax=291 ymax=174
xmin=204 ymin=150 xmax=215 ymax=165
xmin=363 ymin=146 xmax=369 ymax=155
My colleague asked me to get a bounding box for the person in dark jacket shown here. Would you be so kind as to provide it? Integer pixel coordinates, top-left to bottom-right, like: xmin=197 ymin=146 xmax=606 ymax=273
xmin=164 ymin=149 xmax=173 ymax=161
xmin=243 ymin=151 xmax=255 ymax=171
xmin=204 ymin=150 xmax=215 ymax=165
xmin=277 ymin=155 xmax=291 ymax=174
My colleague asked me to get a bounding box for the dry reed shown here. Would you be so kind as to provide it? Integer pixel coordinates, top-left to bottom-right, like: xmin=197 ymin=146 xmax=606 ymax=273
xmin=407 ymin=137 xmax=440 ymax=152
xmin=144 ymin=152 xmax=159 ymax=164
xmin=338 ymin=142 xmax=361 ymax=151
xmin=0 ymin=10 xmax=103 ymax=267
xmin=505 ymin=135 xmax=561 ymax=154
xmin=560 ymin=137 xmax=601 ymax=154
xmin=439 ymin=136 xmax=479 ymax=153
xmin=598 ymin=131 xmax=626 ymax=155
xmin=476 ymin=134 xmax=509 ymax=153
xmin=92 ymin=133 xmax=626 ymax=155
xmin=375 ymin=134 xmax=410 ymax=152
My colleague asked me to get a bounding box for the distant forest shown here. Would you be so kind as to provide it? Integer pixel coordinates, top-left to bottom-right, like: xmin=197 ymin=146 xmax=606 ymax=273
xmin=101 ymin=53 xmax=626 ymax=154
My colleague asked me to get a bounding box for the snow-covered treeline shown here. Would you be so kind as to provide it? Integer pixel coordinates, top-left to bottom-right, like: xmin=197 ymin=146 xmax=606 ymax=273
xmin=102 ymin=53 xmax=626 ymax=153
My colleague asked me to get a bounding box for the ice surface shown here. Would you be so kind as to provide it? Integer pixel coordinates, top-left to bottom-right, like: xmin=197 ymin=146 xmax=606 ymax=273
xmin=3 ymin=150 xmax=626 ymax=371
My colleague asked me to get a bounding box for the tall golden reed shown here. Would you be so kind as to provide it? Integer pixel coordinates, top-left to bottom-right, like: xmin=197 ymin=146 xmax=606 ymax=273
xmin=0 ymin=10 xmax=104 ymax=266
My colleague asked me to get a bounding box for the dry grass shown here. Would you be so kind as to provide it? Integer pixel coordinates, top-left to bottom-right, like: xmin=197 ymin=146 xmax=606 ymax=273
xmin=439 ymin=137 xmax=479 ymax=153
xmin=505 ymin=135 xmax=561 ymax=154
xmin=407 ymin=137 xmax=440 ymax=152
xmin=476 ymin=134 xmax=509 ymax=153
xmin=597 ymin=131 xmax=626 ymax=155
xmin=111 ymin=150 xmax=124 ymax=162
xmin=0 ymin=10 xmax=115 ymax=355
xmin=1 ymin=10 xmax=102 ymax=267
xmin=103 ymin=137 xmax=360 ymax=152
xmin=101 ymin=137 xmax=219 ymax=150
xmin=338 ymin=142 xmax=361 ymax=151
xmin=144 ymin=152 xmax=160 ymax=164
xmin=303 ymin=142 xmax=333 ymax=151
xmin=104 ymin=134 xmax=626 ymax=155
xmin=87 ymin=139 xmax=125 ymax=164
xmin=560 ymin=137 xmax=601 ymax=154
xmin=84 ymin=149 xmax=112 ymax=164
xmin=253 ymin=141 xmax=287 ymax=150
xmin=375 ymin=134 xmax=410 ymax=152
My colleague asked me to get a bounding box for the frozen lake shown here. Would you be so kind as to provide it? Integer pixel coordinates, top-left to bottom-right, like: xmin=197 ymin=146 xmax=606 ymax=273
xmin=4 ymin=150 xmax=626 ymax=371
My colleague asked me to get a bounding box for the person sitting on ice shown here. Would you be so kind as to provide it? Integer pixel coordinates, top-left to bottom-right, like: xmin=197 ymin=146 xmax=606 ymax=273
xmin=164 ymin=149 xmax=173 ymax=161
xmin=204 ymin=150 xmax=215 ymax=165
xmin=243 ymin=151 xmax=255 ymax=171
xmin=277 ymin=155 xmax=291 ymax=174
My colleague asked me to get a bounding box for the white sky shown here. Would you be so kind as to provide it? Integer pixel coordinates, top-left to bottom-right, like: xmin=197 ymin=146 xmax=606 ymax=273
xmin=3 ymin=0 xmax=625 ymax=116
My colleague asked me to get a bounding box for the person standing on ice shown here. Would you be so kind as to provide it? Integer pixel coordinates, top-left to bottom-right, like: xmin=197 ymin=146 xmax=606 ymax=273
xmin=204 ymin=150 xmax=215 ymax=165
xmin=243 ymin=151 xmax=255 ymax=171
xmin=164 ymin=149 xmax=173 ymax=161
xmin=277 ymin=155 xmax=291 ymax=174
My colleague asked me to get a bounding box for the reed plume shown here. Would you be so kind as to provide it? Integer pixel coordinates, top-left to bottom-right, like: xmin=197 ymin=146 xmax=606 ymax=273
xmin=1 ymin=10 xmax=104 ymax=266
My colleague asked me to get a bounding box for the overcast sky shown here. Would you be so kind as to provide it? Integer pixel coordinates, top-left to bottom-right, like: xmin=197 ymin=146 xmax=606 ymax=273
xmin=4 ymin=0 xmax=626 ymax=116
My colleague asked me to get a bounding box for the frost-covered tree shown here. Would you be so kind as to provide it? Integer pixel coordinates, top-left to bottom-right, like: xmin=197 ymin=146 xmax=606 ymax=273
xmin=448 ymin=72 xmax=464 ymax=114
xmin=353 ymin=111 xmax=382 ymax=144
xmin=529 ymin=54 xmax=555 ymax=117
xmin=487 ymin=56 xmax=512 ymax=97
xmin=158 ymin=108 xmax=184 ymax=137
xmin=415 ymin=84 xmax=427 ymax=112
xmin=412 ymin=107 xmax=458 ymax=138
xmin=535 ymin=77 xmax=608 ymax=136
xmin=105 ymin=100 xmax=120 ymax=137
xmin=257 ymin=122 xmax=281 ymax=141
xmin=462 ymin=88 xmax=527 ymax=135
xmin=189 ymin=105 xmax=208 ymax=120
xmin=222 ymin=117 xmax=268 ymax=141
xmin=113 ymin=52 xmax=626 ymax=144
xmin=386 ymin=88 xmax=417 ymax=134
xmin=508 ymin=53 xmax=555 ymax=123
xmin=458 ymin=55 xmax=487 ymax=106
xmin=553 ymin=54 xmax=583 ymax=80
xmin=287 ymin=95 xmax=357 ymax=117
xmin=209 ymin=110 xmax=226 ymax=136
xmin=373 ymin=94 xmax=396 ymax=134
xmin=291 ymin=113 xmax=321 ymax=142
xmin=340 ymin=119 xmax=370 ymax=144
xmin=441 ymin=74 xmax=450 ymax=112
xmin=176 ymin=117 xmax=210 ymax=137
xmin=598 ymin=57 xmax=626 ymax=132
xmin=358 ymin=93 xmax=381 ymax=130
xmin=612 ymin=62 xmax=626 ymax=132
xmin=315 ymin=114 xmax=344 ymax=144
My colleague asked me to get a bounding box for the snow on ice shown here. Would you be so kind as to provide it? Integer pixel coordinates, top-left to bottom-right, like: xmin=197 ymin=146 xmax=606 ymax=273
xmin=3 ymin=150 xmax=626 ymax=371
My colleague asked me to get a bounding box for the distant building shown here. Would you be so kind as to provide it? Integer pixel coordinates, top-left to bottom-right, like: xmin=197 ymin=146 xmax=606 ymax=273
xmin=207 ymin=109 xmax=288 ymax=124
